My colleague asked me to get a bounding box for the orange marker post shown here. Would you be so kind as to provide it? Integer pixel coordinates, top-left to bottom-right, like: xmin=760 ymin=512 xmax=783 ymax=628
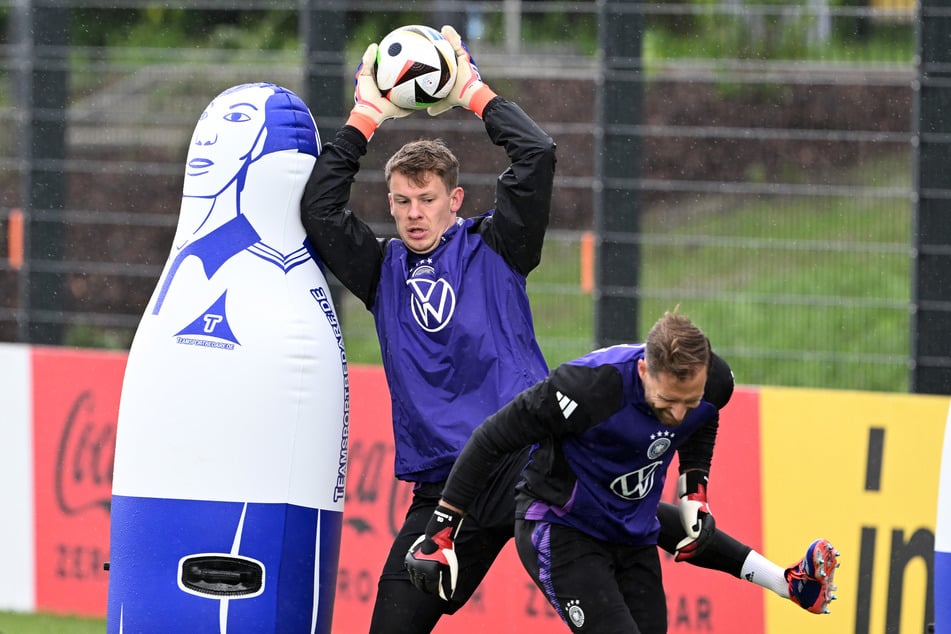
xmin=580 ymin=230 xmax=594 ymax=294
xmin=8 ymin=208 xmax=23 ymax=271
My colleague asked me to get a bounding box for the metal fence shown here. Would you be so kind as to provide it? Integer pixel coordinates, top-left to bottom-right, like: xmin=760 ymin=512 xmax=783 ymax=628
xmin=0 ymin=1 xmax=921 ymax=392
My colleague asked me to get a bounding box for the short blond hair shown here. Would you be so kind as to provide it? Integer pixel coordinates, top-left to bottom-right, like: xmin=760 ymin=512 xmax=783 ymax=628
xmin=644 ymin=308 xmax=711 ymax=381
xmin=384 ymin=138 xmax=459 ymax=192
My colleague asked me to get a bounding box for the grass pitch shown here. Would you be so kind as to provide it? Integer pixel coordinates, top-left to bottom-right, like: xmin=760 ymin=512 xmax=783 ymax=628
xmin=0 ymin=610 xmax=105 ymax=634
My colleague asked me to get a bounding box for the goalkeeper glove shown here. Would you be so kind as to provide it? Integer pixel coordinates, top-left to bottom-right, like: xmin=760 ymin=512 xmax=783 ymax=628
xmin=404 ymin=504 xmax=463 ymax=601
xmin=674 ymin=470 xmax=716 ymax=562
xmin=427 ymin=25 xmax=497 ymax=118
xmin=346 ymin=42 xmax=413 ymax=140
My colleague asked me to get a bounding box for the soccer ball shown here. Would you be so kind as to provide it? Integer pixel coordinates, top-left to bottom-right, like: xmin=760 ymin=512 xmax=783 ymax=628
xmin=374 ymin=25 xmax=457 ymax=110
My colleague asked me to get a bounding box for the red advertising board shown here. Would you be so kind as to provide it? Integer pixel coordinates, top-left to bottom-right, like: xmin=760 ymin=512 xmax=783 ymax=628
xmin=333 ymin=367 xmax=766 ymax=633
xmin=332 ymin=366 xmax=563 ymax=633
xmin=31 ymin=346 xmax=126 ymax=616
xmin=657 ymin=388 xmax=764 ymax=631
xmin=26 ymin=351 xmax=767 ymax=632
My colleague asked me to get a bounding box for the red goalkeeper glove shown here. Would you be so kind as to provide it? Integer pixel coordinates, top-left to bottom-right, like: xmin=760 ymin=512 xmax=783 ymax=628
xmin=675 ymin=471 xmax=716 ymax=562
xmin=404 ymin=504 xmax=463 ymax=600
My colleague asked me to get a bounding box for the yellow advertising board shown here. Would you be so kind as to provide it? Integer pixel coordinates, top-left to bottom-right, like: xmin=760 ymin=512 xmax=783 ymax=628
xmin=760 ymin=386 xmax=948 ymax=634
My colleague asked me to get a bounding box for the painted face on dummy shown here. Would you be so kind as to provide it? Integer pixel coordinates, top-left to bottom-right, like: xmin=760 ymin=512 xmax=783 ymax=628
xmin=388 ymin=171 xmax=463 ymax=254
xmin=153 ymin=83 xmax=319 ymax=315
xmin=182 ymin=84 xmax=274 ymax=199
xmin=637 ymin=358 xmax=708 ymax=427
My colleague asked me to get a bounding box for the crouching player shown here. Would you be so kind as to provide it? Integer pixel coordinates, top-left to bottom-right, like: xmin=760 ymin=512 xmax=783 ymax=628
xmin=406 ymin=310 xmax=838 ymax=631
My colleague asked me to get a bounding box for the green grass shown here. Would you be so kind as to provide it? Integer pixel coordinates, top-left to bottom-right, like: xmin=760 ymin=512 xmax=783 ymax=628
xmin=0 ymin=611 xmax=105 ymax=634
xmin=635 ymin=153 xmax=911 ymax=392
xmin=339 ymin=152 xmax=912 ymax=393
xmin=642 ymin=14 xmax=915 ymax=65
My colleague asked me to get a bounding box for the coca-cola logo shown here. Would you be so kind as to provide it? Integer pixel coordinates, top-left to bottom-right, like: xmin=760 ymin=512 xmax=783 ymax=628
xmin=55 ymin=389 xmax=115 ymax=515
xmin=343 ymin=439 xmax=412 ymax=538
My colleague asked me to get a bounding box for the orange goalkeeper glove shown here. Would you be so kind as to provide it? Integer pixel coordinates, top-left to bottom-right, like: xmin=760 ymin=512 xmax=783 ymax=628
xmin=427 ymin=25 xmax=497 ymax=118
xmin=346 ymin=43 xmax=413 ymax=140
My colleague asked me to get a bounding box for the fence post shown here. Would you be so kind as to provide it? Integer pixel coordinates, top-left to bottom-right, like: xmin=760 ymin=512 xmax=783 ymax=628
xmin=300 ymin=0 xmax=350 ymax=322
xmin=15 ymin=0 xmax=68 ymax=345
xmin=595 ymin=0 xmax=643 ymax=347
xmin=300 ymin=0 xmax=347 ymax=144
xmin=913 ymin=0 xmax=951 ymax=395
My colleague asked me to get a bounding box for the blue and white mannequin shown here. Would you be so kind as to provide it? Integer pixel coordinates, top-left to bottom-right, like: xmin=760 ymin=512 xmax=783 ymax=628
xmin=107 ymin=83 xmax=348 ymax=634
xmin=937 ymin=407 xmax=951 ymax=633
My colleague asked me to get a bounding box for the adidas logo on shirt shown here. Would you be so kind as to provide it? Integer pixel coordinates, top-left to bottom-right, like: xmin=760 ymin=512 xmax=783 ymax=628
xmin=556 ymin=391 xmax=578 ymax=419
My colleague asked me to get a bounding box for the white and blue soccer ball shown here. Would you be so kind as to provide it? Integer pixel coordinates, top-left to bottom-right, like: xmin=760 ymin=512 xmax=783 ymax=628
xmin=375 ymin=25 xmax=457 ymax=110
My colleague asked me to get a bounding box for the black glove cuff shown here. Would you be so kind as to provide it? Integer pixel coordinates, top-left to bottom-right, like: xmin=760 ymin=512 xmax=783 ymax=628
xmin=680 ymin=470 xmax=709 ymax=497
xmin=424 ymin=504 xmax=463 ymax=540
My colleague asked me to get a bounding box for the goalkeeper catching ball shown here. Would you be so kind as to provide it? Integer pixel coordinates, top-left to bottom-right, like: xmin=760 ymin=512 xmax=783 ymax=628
xmin=301 ymin=24 xmax=838 ymax=633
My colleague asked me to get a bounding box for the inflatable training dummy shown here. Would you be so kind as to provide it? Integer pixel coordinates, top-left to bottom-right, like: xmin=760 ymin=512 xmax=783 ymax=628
xmin=937 ymin=407 xmax=951 ymax=633
xmin=106 ymin=83 xmax=348 ymax=634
